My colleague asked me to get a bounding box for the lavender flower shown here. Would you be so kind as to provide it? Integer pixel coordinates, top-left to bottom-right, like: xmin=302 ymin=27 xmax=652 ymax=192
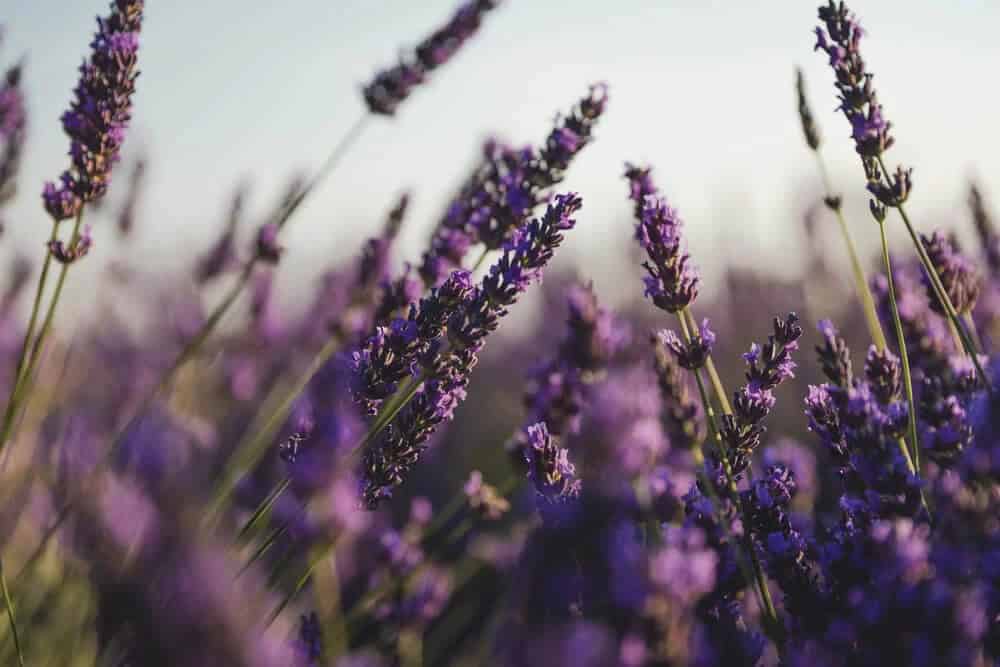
xmin=523 ymin=421 xmax=581 ymax=506
xmin=361 ymin=194 xmax=582 ymax=505
xmin=816 ymin=318 xmax=852 ymax=388
xmin=815 ymin=0 xmax=913 ymax=207
xmin=795 ymin=67 xmax=821 ymax=151
xmin=116 ymin=156 xmax=145 ymax=237
xmin=420 ymin=87 xmax=607 ymax=286
xmin=0 ymin=60 xmax=26 ymax=209
xmin=651 ymin=331 xmax=706 ymax=452
xmin=628 ymin=169 xmax=700 ymax=313
xmin=255 ymin=223 xmax=284 ymax=264
xmin=969 ymin=183 xmax=1000 ymax=274
xmin=43 ymin=0 xmax=144 ymax=221
xmin=363 ymin=0 xmax=502 ymax=116
xmin=48 ymin=225 xmax=93 ymax=264
xmin=722 ymin=313 xmax=802 ymax=476
xmin=921 ymin=230 xmax=983 ymax=316
xmin=657 ymin=319 xmax=715 ymax=370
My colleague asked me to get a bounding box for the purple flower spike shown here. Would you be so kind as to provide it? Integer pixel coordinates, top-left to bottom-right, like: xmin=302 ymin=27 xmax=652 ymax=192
xmin=254 ymin=223 xmax=284 ymax=264
xmin=523 ymin=421 xmax=581 ymax=505
xmin=361 ymin=195 xmax=582 ymax=506
xmin=43 ymin=0 xmax=144 ymax=222
xmin=363 ymin=1 xmax=502 ymax=116
xmin=921 ymin=230 xmax=982 ymax=315
xmin=635 ymin=193 xmax=700 ymax=314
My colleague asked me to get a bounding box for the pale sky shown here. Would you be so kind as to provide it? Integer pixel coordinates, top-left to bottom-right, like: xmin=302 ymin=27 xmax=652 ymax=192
xmin=3 ymin=0 xmax=1000 ymax=319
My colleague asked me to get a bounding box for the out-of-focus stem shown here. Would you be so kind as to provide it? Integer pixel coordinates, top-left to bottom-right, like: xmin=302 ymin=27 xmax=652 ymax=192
xmin=815 ymin=153 xmax=888 ymax=352
xmin=876 ymin=156 xmax=989 ymax=392
xmin=0 ymin=216 xmax=80 ymax=452
xmin=0 ymin=556 xmax=24 ymax=667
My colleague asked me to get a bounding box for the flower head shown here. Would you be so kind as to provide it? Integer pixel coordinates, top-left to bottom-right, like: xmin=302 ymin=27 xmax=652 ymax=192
xmin=43 ymin=0 xmax=144 ymax=221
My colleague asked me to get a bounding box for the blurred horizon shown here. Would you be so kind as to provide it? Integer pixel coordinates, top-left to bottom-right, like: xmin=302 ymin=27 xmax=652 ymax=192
xmin=3 ymin=0 xmax=1000 ymax=325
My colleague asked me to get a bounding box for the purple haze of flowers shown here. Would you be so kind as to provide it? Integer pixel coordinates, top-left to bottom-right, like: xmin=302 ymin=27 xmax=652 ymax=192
xmin=42 ymin=0 xmax=144 ymax=222
xmin=363 ymin=0 xmax=502 ymax=116
xmin=361 ymin=194 xmax=583 ymax=507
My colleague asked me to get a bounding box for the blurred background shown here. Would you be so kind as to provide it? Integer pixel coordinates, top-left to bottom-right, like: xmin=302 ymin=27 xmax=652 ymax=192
xmin=4 ymin=0 xmax=1000 ymax=324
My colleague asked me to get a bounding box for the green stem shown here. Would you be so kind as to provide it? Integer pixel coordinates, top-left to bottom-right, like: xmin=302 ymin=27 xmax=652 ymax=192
xmin=0 ymin=556 xmax=23 ymax=667
xmin=0 ymin=218 xmax=76 ymax=452
xmin=876 ymin=156 xmax=990 ymax=392
xmin=878 ymin=221 xmax=920 ymax=471
xmin=683 ymin=308 xmax=733 ymax=414
xmin=676 ymin=311 xmax=783 ymax=643
xmin=5 ymin=221 xmax=59 ymax=403
xmin=815 ymin=152 xmax=889 ymax=351
xmin=209 ymin=334 xmax=343 ymax=519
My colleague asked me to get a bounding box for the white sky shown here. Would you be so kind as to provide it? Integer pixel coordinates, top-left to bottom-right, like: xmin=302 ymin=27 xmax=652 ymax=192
xmin=4 ymin=0 xmax=1000 ymax=320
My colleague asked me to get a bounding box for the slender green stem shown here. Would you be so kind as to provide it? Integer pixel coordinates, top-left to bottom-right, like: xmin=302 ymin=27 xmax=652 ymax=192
xmin=683 ymin=308 xmax=733 ymax=414
xmin=209 ymin=334 xmax=343 ymax=520
xmin=676 ymin=312 xmax=783 ymax=643
xmin=878 ymin=222 xmax=920 ymax=471
xmin=0 ymin=218 xmax=77 ymax=452
xmin=4 ymin=221 xmax=59 ymax=410
xmin=0 ymin=556 xmax=23 ymax=667
xmin=237 ymin=477 xmax=291 ymax=541
xmin=876 ymin=156 xmax=990 ymax=392
xmin=815 ymin=152 xmax=888 ymax=352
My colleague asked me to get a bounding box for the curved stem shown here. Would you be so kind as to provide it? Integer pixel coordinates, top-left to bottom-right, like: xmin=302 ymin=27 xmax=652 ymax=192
xmin=878 ymin=221 xmax=920 ymax=470
xmin=815 ymin=152 xmax=888 ymax=351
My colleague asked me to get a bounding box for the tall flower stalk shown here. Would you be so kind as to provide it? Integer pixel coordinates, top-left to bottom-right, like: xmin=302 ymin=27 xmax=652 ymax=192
xmin=626 ymin=165 xmax=785 ymax=644
xmin=795 ymin=66 xmax=887 ymax=352
xmin=814 ymin=0 xmax=989 ymax=393
xmin=1 ymin=0 xmax=144 ymax=452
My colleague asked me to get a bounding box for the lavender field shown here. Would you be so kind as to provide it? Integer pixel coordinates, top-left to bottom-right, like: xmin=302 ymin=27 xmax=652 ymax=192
xmin=2 ymin=1 xmax=1000 ymax=665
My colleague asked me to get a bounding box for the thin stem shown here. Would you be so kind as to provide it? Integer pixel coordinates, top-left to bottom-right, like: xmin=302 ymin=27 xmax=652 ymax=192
xmin=5 ymin=220 xmax=59 ymax=403
xmin=814 ymin=152 xmax=888 ymax=352
xmin=878 ymin=221 xmax=920 ymax=471
xmin=676 ymin=312 xmax=783 ymax=643
xmin=876 ymin=156 xmax=990 ymax=392
xmin=0 ymin=218 xmax=76 ymax=452
xmin=0 ymin=556 xmax=23 ymax=667
xmin=683 ymin=308 xmax=733 ymax=414
xmin=208 ymin=334 xmax=343 ymax=519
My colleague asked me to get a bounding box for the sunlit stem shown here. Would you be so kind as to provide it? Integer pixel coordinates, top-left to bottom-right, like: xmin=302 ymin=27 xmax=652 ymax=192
xmin=876 ymin=156 xmax=989 ymax=393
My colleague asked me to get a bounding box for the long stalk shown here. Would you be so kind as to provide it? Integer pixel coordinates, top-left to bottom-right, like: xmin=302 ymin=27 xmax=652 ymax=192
xmin=0 ymin=218 xmax=74 ymax=451
xmin=877 ymin=221 xmax=921 ymax=471
xmin=676 ymin=311 xmax=783 ymax=645
xmin=0 ymin=556 xmax=23 ymax=667
xmin=815 ymin=154 xmax=889 ymax=351
xmin=876 ymin=156 xmax=989 ymax=392
xmin=682 ymin=308 xmax=732 ymax=415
